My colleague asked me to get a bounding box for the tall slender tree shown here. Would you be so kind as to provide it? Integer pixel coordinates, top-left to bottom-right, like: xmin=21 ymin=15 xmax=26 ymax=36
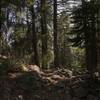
xmin=53 ymin=0 xmax=60 ymax=67
xmin=70 ymin=0 xmax=98 ymax=73
xmin=30 ymin=5 xmax=40 ymax=66
xmin=96 ymin=0 xmax=100 ymax=73
xmin=41 ymin=0 xmax=48 ymax=68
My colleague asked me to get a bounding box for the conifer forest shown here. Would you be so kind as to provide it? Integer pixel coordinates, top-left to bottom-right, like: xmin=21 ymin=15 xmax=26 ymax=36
xmin=0 ymin=0 xmax=100 ymax=100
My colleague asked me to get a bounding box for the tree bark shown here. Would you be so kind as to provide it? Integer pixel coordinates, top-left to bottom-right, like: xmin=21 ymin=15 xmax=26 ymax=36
xmin=97 ymin=0 xmax=100 ymax=73
xmin=31 ymin=5 xmax=40 ymax=66
xmin=41 ymin=0 xmax=48 ymax=69
xmin=82 ymin=0 xmax=97 ymax=73
xmin=53 ymin=0 xmax=60 ymax=68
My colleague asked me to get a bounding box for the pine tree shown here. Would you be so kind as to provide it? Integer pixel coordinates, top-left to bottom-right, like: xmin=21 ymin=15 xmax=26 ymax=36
xmin=53 ymin=0 xmax=60 ymax=67
xmin=70 ymin=0 xmax=98 ymax=73
xmin=96 ymin=0 xmax=100 ymax=73
xmin=41 ymin=0 xmax=48 ymax=68
xmin=30 ymin=5 xmax=40 ymax=66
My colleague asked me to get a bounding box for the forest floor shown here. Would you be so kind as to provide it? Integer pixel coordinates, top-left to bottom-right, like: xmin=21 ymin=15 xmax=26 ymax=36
xmin=0 ymin=65 xmax=100 ymax=100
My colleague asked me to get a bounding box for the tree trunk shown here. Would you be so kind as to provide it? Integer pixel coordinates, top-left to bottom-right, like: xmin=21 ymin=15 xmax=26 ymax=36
xmin=31 ymin=6 xmax=40 ymax=66
xmin=41 ymin=0 xmax=48 ymax=69
xmin=82 ymin=0 xmax=97 ymax=73
xmin=53 ymin=0 xmax=59 ymax=68
xmin=87 ymin=0 xmax=97 ymax=73
xmin=97 ymin=0 xmax=100 ymax=73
